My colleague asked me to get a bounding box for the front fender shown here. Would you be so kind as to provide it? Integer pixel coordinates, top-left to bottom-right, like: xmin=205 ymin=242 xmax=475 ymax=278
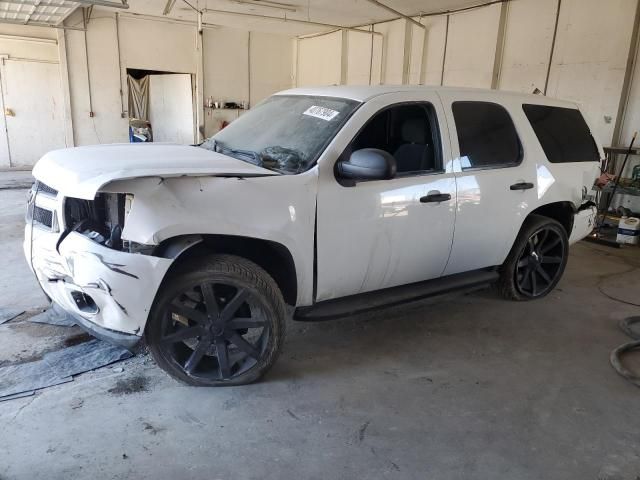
xmin=101 ymin=172 xmax=318 ymax=306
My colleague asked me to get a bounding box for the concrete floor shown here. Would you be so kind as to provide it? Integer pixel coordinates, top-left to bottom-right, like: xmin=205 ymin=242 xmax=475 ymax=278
xmin=1 ymin=175 xmax=640 ymax=480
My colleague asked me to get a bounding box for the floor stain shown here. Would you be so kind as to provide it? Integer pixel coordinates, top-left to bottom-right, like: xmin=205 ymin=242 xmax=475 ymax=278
xmin=358 ymin=421 xmax=370 ymax=442
xmin=63 ymin=332 xmax=93 ymax=347
xmin=107 ymin=375 xmax=150 ymax=396
xmin=142 ymin=421 xmax=165 ymax=436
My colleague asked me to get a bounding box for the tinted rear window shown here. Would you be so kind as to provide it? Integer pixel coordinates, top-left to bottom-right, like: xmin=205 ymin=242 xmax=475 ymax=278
xmin=522 ymin=104 xmax=600 ymax=163
xmin=452 ymin=101 xmax=522 ymax=170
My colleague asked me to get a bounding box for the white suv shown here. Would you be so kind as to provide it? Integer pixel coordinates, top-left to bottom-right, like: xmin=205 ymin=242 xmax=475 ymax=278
xmin=25 ymin=86 xmax=601 ymax=386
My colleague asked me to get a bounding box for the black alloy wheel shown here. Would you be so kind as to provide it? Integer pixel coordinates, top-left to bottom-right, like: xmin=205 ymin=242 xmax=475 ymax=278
xmin=515 ymin=226 xmax=565 ymax=297
xmin=147 ymin=255 xmax=286 ymax=386
xmin=499 ymin=215 xmax=569 ymax=301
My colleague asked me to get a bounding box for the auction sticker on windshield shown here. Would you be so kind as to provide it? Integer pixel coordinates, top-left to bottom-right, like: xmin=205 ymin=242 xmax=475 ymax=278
xmin=303 ymin=106 xmax=340 ymax=121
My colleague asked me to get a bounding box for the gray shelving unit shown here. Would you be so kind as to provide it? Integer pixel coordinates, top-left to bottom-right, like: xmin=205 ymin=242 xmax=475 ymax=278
xmin=590 ymin=146 xmax=640 ymax=246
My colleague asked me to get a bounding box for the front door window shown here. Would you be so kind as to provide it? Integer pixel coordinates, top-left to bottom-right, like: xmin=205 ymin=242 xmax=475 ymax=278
xmin=345 ymin=103 xmax=442 ymax=176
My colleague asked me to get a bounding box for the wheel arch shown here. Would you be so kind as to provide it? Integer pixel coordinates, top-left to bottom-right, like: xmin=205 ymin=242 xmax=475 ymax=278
xmin=153 ymin=234 xmax=298 ymax=306
xmin=527 ymin=201 xmax=575 ymax=237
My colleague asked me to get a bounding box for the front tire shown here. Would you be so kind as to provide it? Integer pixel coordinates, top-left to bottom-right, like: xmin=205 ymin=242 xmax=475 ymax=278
xmin=499 ymin=215 xmax=569 ymax=301
xmin=146 ymin=254 xmax=286 ymax=386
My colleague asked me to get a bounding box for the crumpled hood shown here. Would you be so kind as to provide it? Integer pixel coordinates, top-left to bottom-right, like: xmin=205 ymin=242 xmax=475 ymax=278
xmin=32 ymin=143 xmax=277 ymax=199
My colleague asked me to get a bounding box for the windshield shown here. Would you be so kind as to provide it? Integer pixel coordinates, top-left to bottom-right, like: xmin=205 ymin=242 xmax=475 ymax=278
xmin=200 ymin=95 xmax=360 ymax=174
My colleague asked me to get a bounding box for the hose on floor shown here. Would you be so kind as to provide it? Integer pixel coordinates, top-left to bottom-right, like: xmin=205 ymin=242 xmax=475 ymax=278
xmin=596 ymin=265 xmax=640 ymax=307
xmin=598 ymin=286 xmax=640 ymax=307
xmin=610 ymin=316 xmax=640 ymax=388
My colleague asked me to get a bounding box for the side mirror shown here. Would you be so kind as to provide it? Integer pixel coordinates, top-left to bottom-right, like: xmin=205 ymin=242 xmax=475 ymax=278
xmin=336 ymin=148 xmax=396 ymax=182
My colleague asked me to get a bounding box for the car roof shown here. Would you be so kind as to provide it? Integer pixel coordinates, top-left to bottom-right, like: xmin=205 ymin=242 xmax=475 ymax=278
xmin=276 ymin=85 xmax=580 ymax=109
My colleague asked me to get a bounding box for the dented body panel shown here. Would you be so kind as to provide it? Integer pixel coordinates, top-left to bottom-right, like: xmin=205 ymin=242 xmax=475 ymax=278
xmin=26 ymin=153 xmax=317 ymax=343
xmin=33 ymin=143 xmax=278 ymax=200
xmin=25 ymin=229 xmax=172 ymax=338
xmin=104 ymin=172 xmax=318 ymax=302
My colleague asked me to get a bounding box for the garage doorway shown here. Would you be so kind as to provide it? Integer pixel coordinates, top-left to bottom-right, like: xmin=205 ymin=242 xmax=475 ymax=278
xmin=0 ymin=58 xmax=66 ymax=168
xmin=127 ymin=69 xmax=195 ymax=144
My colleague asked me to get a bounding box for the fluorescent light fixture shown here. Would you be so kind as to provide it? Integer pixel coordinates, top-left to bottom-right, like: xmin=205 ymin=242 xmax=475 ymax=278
xmin=229 ymin=0 xmax=297 ymax=13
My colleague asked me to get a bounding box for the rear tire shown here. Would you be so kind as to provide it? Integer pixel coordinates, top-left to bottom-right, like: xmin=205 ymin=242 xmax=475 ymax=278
xmin=146 ymin=254 xmax=286 ymax=386
xmin=498 ymin=215 xmax=569 ymax=301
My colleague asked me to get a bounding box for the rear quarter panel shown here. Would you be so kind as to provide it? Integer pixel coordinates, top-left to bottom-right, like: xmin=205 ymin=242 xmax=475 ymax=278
xmin=519 ymin=100 xmax=602 ymax=210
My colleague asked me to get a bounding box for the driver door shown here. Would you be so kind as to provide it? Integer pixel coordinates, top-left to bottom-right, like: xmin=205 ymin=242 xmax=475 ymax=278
xmin=315 ymin=92 xmax=456 ymax=302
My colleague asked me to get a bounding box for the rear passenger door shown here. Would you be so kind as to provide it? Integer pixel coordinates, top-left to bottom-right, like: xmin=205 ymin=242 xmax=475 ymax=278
xmin=438 ymin=92 xmax=539 ymax=275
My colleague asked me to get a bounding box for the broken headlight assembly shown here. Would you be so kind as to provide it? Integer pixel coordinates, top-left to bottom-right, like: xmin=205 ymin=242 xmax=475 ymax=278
xmin=63 ymin=193 xmax=147 ymax=253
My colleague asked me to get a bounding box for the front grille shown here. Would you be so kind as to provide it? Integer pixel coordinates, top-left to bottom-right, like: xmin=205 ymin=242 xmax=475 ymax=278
xmin=33 ymin=206 xmax=53 ymax=228
xmin=35 ymin=181 xmax=58 ymax=197
xmin=26 ymin=193 xmax=57 ymax=231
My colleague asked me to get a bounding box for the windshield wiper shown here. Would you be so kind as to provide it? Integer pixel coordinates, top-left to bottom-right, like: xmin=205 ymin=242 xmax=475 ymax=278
xmin=213 ymin=140 xmax=262 ymax=166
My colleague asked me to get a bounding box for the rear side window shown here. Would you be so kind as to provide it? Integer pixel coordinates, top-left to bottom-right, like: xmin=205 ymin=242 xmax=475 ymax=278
xmin=452 ymin=101 xmax=522 ymax=170
xmin=522 ymin=104 xmax=600 ymax=163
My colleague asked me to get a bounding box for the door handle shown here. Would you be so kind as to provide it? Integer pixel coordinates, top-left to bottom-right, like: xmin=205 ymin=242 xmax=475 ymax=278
xmin=420 ymin=192 xmax=451 ymax=203
xmin=510 ymin=182 xmax=534 ymax=191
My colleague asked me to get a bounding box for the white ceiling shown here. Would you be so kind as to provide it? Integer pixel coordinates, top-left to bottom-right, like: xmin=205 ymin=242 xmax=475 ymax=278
xmin=0 ymin=0 xmax=78 ymax=27
xmin=119 ymin=0 xmax=490 ymax=35
xmin=0 ymin=0 xmax=492 ymax=35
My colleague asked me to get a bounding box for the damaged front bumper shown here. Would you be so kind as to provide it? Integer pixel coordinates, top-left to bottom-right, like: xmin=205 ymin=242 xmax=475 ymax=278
xmin=24 ymin=226 xmax=172 ymax=349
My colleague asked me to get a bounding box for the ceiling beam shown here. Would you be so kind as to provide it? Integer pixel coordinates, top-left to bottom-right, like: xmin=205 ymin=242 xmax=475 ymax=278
xmin=73 ymin=0 xmax=129 ymax=9
xmin=363 ymin=0 xmax=425 ymax=28
xmin=202 ymin=8 xmax=384 ymax=35
xmin=0 ymin=33 xmax=57 ymax=44
xmin=0 ymin=0 xmax=67 ymax=5
xmin=162 ymin=0 xmax=177 ymax=15
xmin=0 ymin=17 xmax=85 ymax=30
xmin=118 ymin=11 xmax=222 ymax=30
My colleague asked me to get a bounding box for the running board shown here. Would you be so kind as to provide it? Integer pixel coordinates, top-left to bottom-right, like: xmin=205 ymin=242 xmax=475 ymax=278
xmin=294 ymin=269 xmax=499 ymax=321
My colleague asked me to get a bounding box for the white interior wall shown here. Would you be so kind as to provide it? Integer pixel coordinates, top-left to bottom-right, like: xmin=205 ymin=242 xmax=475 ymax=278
xmin=120 ymin=16 xmax=196 ymax=74
xmin=420 ymin=16 xmax=448 ymax=86
xmin=443 ymin=4 xmax=501 ymax=88
xmin=62 ymin=10 xmax=294 ymax=149
xmin=0 ymin=0 xmax=638 ymax=166
xmin=0 ymin=26 xmax=58 ymax=61
xmin=200 ymin=31 xmax=294 ymax=137
xmin=621 ymin=36 xmax=640 ymax=147
xmin=297 ymin=31 xmax=342 ymax=86
xmin=66 ymin=12 xmax=128 ymax=146
xmin=249 ymin=31 xmax=293 ymax=106
xmin=499 ymin=0 xmax=557 ymax=94
xmin=374 ymin=19 xmax=406 ymax=85
xmin=408 ymin=22 xmax=425 ymax=85
xmin=291 ymin=0 xmax=639 ymax=147
xmin=546 ymin=0 xmax=636 ymax=145
xmin=204 ymin=27 xmax=248 ymax=104
xmin=203 ymin=27 xmax=247 ymax=137
xmin=297 ymin=28 xmax=382 ymax=87
xmin=346 ymin=30 xmax=374 ymax=85
xmin=370 ymin=33 xmax=384 ymax=85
